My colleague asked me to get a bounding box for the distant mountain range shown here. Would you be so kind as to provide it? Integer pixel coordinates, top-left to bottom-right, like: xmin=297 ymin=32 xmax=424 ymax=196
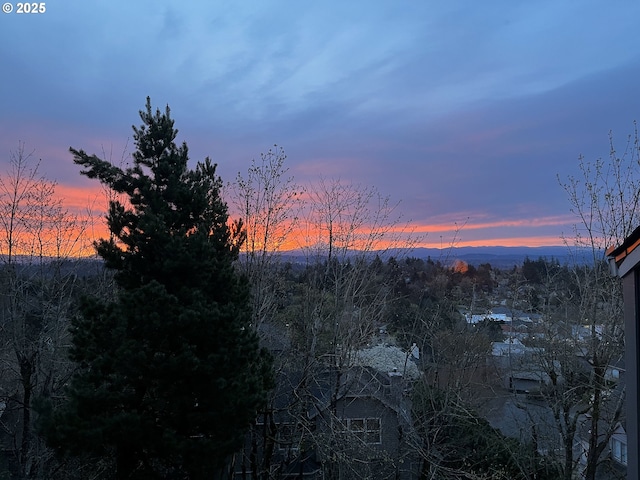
xmin=279 ymin=245 xmax=597 ymax=269
xmin=407 ymin=246 xmax=595 ymax=268
xmin=0 ymin=246 xmax=604 ymax=276
xmin=3 ymin=246 xmax=596 ymax=273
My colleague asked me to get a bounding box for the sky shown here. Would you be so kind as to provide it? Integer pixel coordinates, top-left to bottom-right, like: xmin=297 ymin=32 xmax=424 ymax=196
xmin=1 ymin=1 xmax=639 ymax=248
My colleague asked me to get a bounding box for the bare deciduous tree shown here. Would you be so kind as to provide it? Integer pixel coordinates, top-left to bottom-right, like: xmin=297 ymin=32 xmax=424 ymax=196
xmin=534 ymin=125 xmax=640 ymax=480
xmin=230 ymin=145 xmax=301 ymax=328
xmin=0 ymin=144 xmax=92 ymax=478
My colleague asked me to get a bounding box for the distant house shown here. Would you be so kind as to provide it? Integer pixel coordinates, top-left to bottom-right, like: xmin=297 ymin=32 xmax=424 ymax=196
xmin=571 ymin=324 xmax=605 ymax=344
xmin=500 ymin=322 xmax=538 ymax=341
xmin=466 ymin=309 xmax=510 ymax=324
xmin=353 ymin=343 xmax=421 ymax=380
xmin=491 ymin=337 xmax=526 ymax=357
xmin=466 ymin=306 xmax=538 ymax=325
xmin=490 ymin=338 xmax=551 ymax=394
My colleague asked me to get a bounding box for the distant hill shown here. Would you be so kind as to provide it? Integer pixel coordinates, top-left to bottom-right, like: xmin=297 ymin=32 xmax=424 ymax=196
xmin=0 ymin=256 xmax=105 ymax=277
xmin=408 ymin=246 xmax=594 ymax=268
xmin=278 ymin=245 xmax=597 ymax=269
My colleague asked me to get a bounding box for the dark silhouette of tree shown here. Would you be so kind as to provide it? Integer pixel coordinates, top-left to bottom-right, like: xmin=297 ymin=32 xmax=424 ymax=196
xmin=42 ymin=98 xmax=273 ymax=479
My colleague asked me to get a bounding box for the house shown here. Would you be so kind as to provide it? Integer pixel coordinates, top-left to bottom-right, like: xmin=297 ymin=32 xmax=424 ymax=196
xmin=466 ymin=309 xmax=510 ymax=324
xmin=231 ymin=342 xmax=421 ymax=479
xmin=574 ymin=408 xmax=627 ymax=479
xmin=572 ymin=355 xmax=627 ymax=480
xmin=491 ymin=337 xmax=526 ymax=357
xmin=607 ymin=225 xmax=640 ymax=480
xmin=610 ymin=422 xmax=628 ymax=470
xmin=353 ymin=343 xmax=421 ymax=380
xmin=311 ymin=366 xmax=418 ymax=480
xmin=466 ymin=306 xmax=539 ymax=325
xmin=490 ymin=338 xmax=552 ymax=394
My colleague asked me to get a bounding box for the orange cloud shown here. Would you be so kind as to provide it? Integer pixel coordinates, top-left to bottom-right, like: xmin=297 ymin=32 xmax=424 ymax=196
xmin=438 ymin=236 xmax=569 ymax=248
xmin=401 ymin=215 xmax=574 ymax=233
xmin=0 ymin=174 xmax=572 ymax=259
xmin=55 ymin=183 xmax=108 ymax=213
xmin=328 ymin=216 xmax=574 ymax=249
xmin=233 ymin=213 xmax=571 ymax=253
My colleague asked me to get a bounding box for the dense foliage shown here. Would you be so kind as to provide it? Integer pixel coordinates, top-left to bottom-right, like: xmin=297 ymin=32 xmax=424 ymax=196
xmin=41 ymin=99 xmax=273 ymax=479
xmin=412 ymin=381 xmax=558 ymax=480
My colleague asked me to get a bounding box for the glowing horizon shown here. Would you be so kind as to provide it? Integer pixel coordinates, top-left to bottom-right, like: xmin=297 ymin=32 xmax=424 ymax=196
xmin=49 ymin=184 xmax=573 ymax=254
xmin=0 ymin=172 xmax=575 ymax=259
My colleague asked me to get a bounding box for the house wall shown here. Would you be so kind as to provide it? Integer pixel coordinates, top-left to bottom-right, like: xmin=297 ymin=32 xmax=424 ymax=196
xmin=622 ymin=270 xmax=639 ymax=480
xmin=610 ymin=427 xmax=627 ymax=467
xmin=312 ymin=395 xmax=417 ymax=480
xmin=335 ymin=396 xmax=402 ymax=453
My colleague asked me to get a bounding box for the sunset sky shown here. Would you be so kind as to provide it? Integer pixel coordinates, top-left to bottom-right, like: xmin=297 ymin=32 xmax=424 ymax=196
xmin=1 ymin=1 xmax=639 ymax=248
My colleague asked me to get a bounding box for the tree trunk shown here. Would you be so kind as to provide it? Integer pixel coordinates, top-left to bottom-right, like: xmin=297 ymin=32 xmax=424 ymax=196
xmin=18 ymin=350 xmax=36 ymax=477
xmin=116 ymin=446 xmax=138 ymax=480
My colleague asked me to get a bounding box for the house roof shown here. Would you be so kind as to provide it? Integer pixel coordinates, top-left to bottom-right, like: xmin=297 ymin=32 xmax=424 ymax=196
xmin=354 ymin=344 xmax=421 ymax=379
xmin=608 ymin=225 xmax=640 ymax=277
xmin=608 ymin=225 xmax=640 ymax=261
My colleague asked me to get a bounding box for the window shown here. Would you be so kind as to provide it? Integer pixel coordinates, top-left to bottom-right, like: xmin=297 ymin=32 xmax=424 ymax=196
xmin=344 ymin=418 xmax=381 ymax=444
xmin=276 ymin=423 xmax=300 ymax=452
xmin=612 ymin=437 xmax=627 ymax=465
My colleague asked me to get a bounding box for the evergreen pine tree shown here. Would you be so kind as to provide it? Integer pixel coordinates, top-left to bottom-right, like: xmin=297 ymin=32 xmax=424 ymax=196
xmin=43 ymin=98 xmax=273 ymax=479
